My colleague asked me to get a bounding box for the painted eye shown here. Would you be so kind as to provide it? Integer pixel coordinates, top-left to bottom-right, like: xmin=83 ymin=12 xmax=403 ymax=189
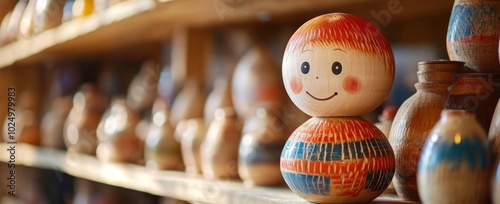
xmin=332 ymin=61 xmax=342 ymax=75
xmin=301 ymin=62 xmax=310 ymax=74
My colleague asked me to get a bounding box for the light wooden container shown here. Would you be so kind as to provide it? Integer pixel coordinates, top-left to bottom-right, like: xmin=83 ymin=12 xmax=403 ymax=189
xmin=200 ymin=108 xmax=242 ymax=180
xmin=494 ymin=159 xmax=500 ymax=204
xmin=64 ymin=84 xmax=107 ymax=155
xmin=238 ymin=108 xmax=287 ymax=187
xmin=232 ymin=45 xmax=285 ymax=119
xmin=33 ymin=0 xmax=64 ymax=34
xmin=41 ymin=96 xmax=73 ymax=149
xmin=180 ymin=118 xmax=206 ymax=175
xmin=144 ymin=99 xmax=183 ymax=170
xmin=204 ymin=77 xmax=233 ymax=125
xmin=418 ymin=110 xmax=490 ymax=204
xmin=96 ymin=98 xmax=143 ymax=163
xmin=389 ymin=60 xmax=463 ymax=201
xmin=446 ymin=0 xmax=500 ymax=72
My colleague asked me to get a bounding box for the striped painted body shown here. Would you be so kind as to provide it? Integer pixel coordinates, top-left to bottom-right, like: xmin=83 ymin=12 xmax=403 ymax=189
xmin=418 ymin=110 xmax=490 ymax=204
xmin=446 ymin=0 xmax=500 ymax=72
xmin=280 ymin=117 xmax=395 ymax=203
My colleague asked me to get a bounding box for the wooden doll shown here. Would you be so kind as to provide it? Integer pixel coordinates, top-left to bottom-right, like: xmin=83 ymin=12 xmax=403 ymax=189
xmin=280 ymin=13 xmax=396 ymax=203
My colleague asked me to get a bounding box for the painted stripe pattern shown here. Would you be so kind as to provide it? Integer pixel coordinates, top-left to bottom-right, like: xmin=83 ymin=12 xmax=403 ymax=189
xmin=280 ymin=117 xmax=395 ymax=198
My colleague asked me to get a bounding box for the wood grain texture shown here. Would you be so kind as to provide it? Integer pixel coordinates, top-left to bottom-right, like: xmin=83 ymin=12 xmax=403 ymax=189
xmin=389 ymin=61 xmax=462 ymax=201
xmin=0 ymin=143 xmax=415 ymax=204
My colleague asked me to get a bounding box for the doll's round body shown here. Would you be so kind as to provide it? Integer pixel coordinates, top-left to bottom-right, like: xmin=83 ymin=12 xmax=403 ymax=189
xmin=281 ymin=117 xmax=395 ymax=203
xmin=280 ymin=13 xmax=396 ymax=203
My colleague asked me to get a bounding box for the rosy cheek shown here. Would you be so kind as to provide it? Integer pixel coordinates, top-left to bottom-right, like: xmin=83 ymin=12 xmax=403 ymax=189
xmin=343 ymin=76 xmax=360 ymax=94
xmin=290 ymin=76 xmax=303 ymax=94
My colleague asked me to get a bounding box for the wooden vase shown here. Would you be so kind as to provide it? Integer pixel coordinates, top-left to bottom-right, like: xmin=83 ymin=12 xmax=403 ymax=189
xmin=33 ymin=0 xmax=64 ymax=34
xmin=96 ymin=98 xmax=143 ymax=163
xmin=232 ymin=45 xmax=285 ymax=119
xmin=446 ymin=0 xmax=500 ymax=72
xmin=444 ymin=73 xmax=500 ymax=132
xmin=127 ymin=60 xmax=160 ymax=113
xmin=281 ymin=117 xmax=394 ymax=203
xmin=238 ymin=108 xmax=287 ymax=187
xmin=64 ymin=84 xmax=107 ymax=155
xmin=204 ymin=77 xmax=233 ymax=125
xmin=0 ymin=12 xmax=12 ymax=45
xmin=41 ymin=96 xmax=73 ymax=149
xmin=179 ymin=118 xmax=206 ymax=175
xmin=281 ymin=13 xmax=396 ymax=203
xmin=418 ymin=110 xmax=490 ymax=204
xmin=389 ymin=60 xmax=463 ymax=201
xmin=170 ymin=79 xmax=205 ymax=128
xmin=17 ymin=0 xmax=37 ymax=39
xmin=5 ymin=0 xmax=28 ymax=42
xmin=144 ymin=99 xmax=183 ymax=170
xmin=200 ymin=108 xmax=242 ymax=180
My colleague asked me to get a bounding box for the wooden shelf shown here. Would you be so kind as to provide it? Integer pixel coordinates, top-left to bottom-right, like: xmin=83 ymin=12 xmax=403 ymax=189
xmin=0 ymin=0 xmax=453 ymax=69
xmin=0 ymin=143 xmax=414 ymax=204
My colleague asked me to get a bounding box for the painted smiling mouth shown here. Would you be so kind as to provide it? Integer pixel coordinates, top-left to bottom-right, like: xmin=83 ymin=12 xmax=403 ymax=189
xmin=306 ymin=91 xmax=338 ymax=101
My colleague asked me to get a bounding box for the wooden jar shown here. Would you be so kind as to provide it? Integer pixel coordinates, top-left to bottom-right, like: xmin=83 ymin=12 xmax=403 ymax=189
xmin=389 ymin=60 xmax=463 ymax=201
xmin=179 ymin=118 xmax=206 ymax=175
xmin=96 ymin=98 xmax=143 ymax=163
xmin=64 ymin=84 xmax=107 ymax=155
xmin=144 ymin=99 xmax=183 ymax=170
xmin=41 ymin=96 xmax=73 ymax=149
xmin=238 ymin=108 xmax=287 ymax=187
xmin=418 ymin=110 xmax=490 ymax=204
xmin=200 ymin=108 xmax=242 ymax=180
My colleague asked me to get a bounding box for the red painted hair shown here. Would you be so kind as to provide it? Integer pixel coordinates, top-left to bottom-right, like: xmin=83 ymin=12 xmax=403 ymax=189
xmin=285 ymin=13 xmax=395 ymax=75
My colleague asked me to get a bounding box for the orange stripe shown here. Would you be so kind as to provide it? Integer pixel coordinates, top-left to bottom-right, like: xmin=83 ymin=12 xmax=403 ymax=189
xmin=281 ymin=156 xmax=395 ymax=175
xmin=292 ymin=118 xmax=384 ymax=143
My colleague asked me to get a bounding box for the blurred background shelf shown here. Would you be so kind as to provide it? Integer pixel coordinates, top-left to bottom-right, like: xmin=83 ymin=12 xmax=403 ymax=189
xmin=0 ymin=0 xmax=453 ymax=68
xmin=0 ymin=143 xmax=412 ymax=204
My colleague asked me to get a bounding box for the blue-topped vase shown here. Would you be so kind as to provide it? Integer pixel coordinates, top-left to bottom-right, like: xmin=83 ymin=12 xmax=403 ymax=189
xmin=446 ymin=0 xmax=500 ymax=72
xmin=418 ymin=110 xmax=490 ymax=204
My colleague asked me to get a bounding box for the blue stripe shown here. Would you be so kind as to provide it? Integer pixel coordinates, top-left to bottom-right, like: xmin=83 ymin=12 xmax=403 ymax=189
xmin=281 ymin=137 xmax=392 ymax=161
xmin=281 ymin=171 xmax=330 ymax=195
xmin=364 ymin=170 xmax=394 ymax=191
xmin=447 ymin=4 xmax=499 ymax=40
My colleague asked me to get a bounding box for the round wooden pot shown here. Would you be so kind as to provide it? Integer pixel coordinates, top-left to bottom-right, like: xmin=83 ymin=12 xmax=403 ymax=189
xmin=238 ymin=108 xmax=287 ymax=187
xmin=41 ymin=96 xmax=73 ymax=149
xmin=179 ymin=118 xmax=206 ymax=175
xmin=418 ymin=110 xmax=490 ymax=204
xmin=64 ymin=84 xmax=107 ymax=155
xmin=127 ymin=60 xmax=160 ymax=113
xmin=389 ymin=60 xmax=463 ymax=201
xmin=96 ymin=98 xmax=143 ymax=163
xmin=446 ymin=0 xmax=500 ymax=72
xmin=200 ymin=108 xmax=242 ymax=180
xmin=144 ymin=99 xmax=183 ymax=170
xmin=204 ymin=77 xmax=233 ymax=125
xmin=232 ymin=45 xmax=285 ymax=119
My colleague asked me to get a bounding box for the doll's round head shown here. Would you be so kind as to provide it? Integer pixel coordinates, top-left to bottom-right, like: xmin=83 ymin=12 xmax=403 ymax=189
xmin=282 ymin=13 xmax=395 ymax=117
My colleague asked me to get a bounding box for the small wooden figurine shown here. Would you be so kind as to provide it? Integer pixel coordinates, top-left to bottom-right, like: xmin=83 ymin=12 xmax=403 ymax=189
xmin=280 ymin=13 xmax=396 ymax=203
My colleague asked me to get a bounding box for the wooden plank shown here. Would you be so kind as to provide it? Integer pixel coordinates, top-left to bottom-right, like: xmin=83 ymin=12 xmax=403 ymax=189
xmin=0 ymin=143 xmax=415 ymax=203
